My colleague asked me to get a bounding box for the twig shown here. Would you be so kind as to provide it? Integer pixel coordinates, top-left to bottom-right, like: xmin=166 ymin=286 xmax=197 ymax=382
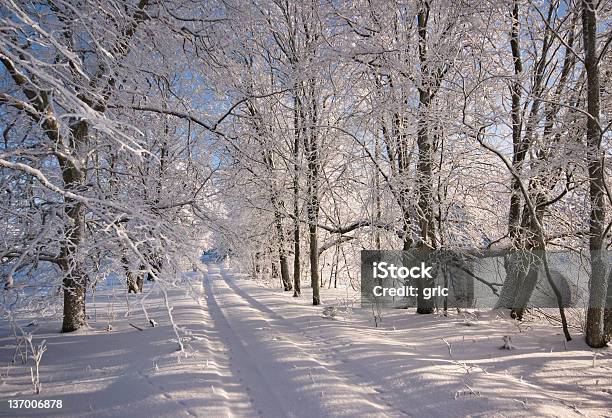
xmin=129 ymin=323 xmax=144 ymax=331
xmin=441 ymin=338 xmax=453 ymax=358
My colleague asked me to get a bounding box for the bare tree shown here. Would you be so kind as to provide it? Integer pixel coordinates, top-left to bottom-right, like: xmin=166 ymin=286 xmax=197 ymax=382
xmin=582 ymin=0 xmax=609 ymax=348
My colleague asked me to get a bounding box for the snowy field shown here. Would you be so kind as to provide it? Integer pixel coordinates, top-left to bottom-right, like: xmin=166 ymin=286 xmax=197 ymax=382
xmin=1 ymin=263 xmax=611 ymax=417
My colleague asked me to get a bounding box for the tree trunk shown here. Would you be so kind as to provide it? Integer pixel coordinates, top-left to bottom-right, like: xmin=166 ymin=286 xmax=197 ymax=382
xmin=309 ymin=223 xmax=320 ymax=305
xmin=582 ymin=0 xmax=609 ymax=348
xmin=293 ymin=92 xmax=301 ymax=297
xmin=272 ymin=193 xmax=292 ymax=291
xmin=60 ymin=121 xmax=88 ymax=333
xmin=374 ymin=134 xmax=382 ymax=251
xmin=604 ymin=278 xmax=612 ymax=338
xmin=61 ymin=265 xmax=86 ymax=333
xmin=498 ymin=0 xmax=529 ymax=316
xmin=60 ymin=208 xmax=87 ymax=331
xmin=122 ymin=255 xmax=140 ymax=294
xmin=60 ymin=215 xmax=86 ymax=333
xmin=304 ymin=77 xmax=320 ymax=306
xmin=271 ymin=257 xmax=279 ymax=281
xmin=279 ymin=253 xmax=292 ymax=291
xmin=415 ymin=1 xmax=436 ymax=314
xmin=507 ymin=0 xmax=525 ymax=244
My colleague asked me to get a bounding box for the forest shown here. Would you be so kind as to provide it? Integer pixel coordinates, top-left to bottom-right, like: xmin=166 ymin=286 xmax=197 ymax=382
xmin=1 ymin=0 xmax=611 ymax=416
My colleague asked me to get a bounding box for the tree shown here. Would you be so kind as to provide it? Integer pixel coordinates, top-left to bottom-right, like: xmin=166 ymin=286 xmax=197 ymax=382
xmin=582 ymin=0 xmax=609 ymax=348
xmin=1 ymin=0 xmax=214 ymax=332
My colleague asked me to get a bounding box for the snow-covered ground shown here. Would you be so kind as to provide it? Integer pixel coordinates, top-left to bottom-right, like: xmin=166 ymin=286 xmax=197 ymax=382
xmin=1 ymin=263 xmax=611 ymax=417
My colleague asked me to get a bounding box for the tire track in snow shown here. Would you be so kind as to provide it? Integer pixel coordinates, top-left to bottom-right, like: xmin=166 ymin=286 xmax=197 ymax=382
xmin=142 ymin=273 xmax=255 ymax=418
xmin=218 ymin=272 xmax=412 ymax=413
xmin=205 ymin=263 xmax=400 ymax=417
xmin=203 ymin=268 xmax=295 ymax=418
xmin=183 ymin=270 xmax=257 ymax=417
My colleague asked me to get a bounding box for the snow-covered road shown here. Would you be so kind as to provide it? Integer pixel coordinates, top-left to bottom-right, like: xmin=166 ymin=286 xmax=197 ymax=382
xmin=200 ymin=263 xmax=611 ymax=417
xmin=203 ymin=263 xmax=395 ymax=417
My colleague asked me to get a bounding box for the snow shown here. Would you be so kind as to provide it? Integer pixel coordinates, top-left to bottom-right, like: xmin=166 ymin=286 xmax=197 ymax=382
xmin=1 ymin=263 xmax=611 ymax=417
